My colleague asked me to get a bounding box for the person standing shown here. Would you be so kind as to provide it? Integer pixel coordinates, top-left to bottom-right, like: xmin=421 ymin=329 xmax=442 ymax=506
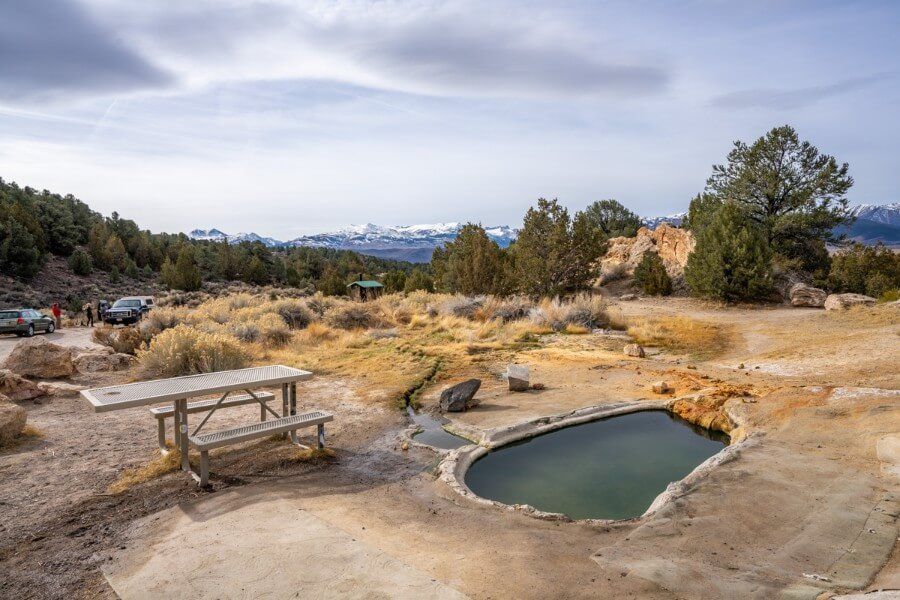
xmin=86 ymin=304 xmax=94 ymax=328
xmin=51 ymin=302 xmax=61 ymax=330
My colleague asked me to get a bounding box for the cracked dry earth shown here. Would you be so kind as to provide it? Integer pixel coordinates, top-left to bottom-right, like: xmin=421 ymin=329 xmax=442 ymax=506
xmin=1 ymin=299 xmax=898 ymax=599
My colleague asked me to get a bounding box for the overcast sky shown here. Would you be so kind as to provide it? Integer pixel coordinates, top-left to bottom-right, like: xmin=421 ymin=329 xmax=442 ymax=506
xmin=1 ymin=0 xmax=898 ymax=238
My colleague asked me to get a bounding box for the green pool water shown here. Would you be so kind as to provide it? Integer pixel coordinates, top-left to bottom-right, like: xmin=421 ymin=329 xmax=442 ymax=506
xmin=464 ymin=410 xmax=728 ymax=520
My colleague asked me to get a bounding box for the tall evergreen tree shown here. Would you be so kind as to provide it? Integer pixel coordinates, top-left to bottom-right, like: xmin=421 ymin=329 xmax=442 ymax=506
xmin=704 ymin=125 xmax=853 ymax=271
xmin=0 ymin=218 xmax=43 ymax=278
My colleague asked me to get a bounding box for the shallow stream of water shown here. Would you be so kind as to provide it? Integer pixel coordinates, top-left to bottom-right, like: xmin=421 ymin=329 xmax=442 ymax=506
xmin=464 ymin=410 xmax=728 ymax=520
xmin=407 ymin=407 xmax=470 ymax=450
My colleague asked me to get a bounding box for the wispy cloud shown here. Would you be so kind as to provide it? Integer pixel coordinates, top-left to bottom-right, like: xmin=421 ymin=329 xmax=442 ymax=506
xmin=711 ymin=75 xmax=887 ymax=110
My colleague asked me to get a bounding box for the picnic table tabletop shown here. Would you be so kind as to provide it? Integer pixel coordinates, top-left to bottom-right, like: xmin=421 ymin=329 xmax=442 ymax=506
xmin=80 ymin=365 xmax=312 ymax=412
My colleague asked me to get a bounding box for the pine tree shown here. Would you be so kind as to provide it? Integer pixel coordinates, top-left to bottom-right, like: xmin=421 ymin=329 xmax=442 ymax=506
xmin=705 ymin=125 xmax=853 ymax=269
xmin=104 ymin=235 xmax=127 ymax=270
xmin=685 ymin=202 xmax=773 ymax=301
xmin=633 ymin=251 xmax=672 ymax=296
xmin=383 ymin=270 xmax=407 ymax=293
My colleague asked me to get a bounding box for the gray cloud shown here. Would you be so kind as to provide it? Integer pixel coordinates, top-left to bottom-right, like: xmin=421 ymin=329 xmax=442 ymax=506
xmin=0 ymin=0 xmax=171 ymax=104
xmin=316 ymin=14 xmax=669 ymax=98
xmin=99 ymin=1 xmax=668 ymax=101
xmin=712 ymin=75 xmax=885 ymax=110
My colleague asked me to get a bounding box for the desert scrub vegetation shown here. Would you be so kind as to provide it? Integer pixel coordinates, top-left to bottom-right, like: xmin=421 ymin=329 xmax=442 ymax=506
xmin=128 ymin=290 xmax=623 ymax=403
xmin=624 ymin=315 xmax=730 ymax=358
xmin=138 ymin=325 xmax=250 ymax=376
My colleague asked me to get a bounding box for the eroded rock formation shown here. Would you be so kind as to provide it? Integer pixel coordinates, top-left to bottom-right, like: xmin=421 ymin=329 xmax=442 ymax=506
xmin=597 ymin=224 xmax=695 ymax=290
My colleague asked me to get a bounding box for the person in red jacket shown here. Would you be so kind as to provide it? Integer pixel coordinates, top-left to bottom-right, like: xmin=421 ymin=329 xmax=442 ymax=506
xmin=51 ymin=303 xmax=61 ymax=330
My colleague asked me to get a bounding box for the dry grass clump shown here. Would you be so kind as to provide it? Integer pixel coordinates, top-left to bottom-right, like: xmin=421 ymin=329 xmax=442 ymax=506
xmin=530 ymin=294 xmax=608 ymax=332
xmin=92 ymin=325 xmax=144 ymax=355
xmin=107 ymin=447 xmax=183 ymax=494
xmin=305 ymin=292 xmax=336 ymax=317
xmin=478 ymin=296 xmax=534 ymax=322
xmin=325 ymin=302 xmax=392 ymax=330
xmin=440 ymin=295 xmax=486 ymax=319
xmin=138 ymin=324 xmax=250 ymax=376
xmin=625 ymin=315 xmax=729 ymax=358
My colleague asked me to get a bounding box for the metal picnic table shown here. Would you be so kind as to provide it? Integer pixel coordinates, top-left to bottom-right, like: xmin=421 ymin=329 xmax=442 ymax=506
xmin=81 ymin=365 xmax=315 ymax=484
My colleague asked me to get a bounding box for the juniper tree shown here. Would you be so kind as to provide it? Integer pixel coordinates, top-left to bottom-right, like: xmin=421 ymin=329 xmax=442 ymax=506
xmin=685 ymin=202 xmax=773 ymax=301
xmin=515 ymin=198 xmax=606 ymax=297
xmin=633 ymin=251 xmax=672 ymax=296
xmin=583 ymin=199 xmax=642 ymax=238
xmin=431 ymin=223 xmax=506 ymax=294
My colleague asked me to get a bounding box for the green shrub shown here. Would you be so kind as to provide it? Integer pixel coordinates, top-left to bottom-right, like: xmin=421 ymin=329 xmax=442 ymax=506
xmin=272 ymin=299 xmax=313 ymax=329
xmin=633 ymin=251 xmax=672 ymax=296
xmin=828 ymin=243 xmax=900 ymax=296
xmin=68 ymin=250 xmax=93 ymax=276
xmin=685 ymin=201 xmax=772 ymax=301
xmin=109 ymin=265 xmax=121 ymax=284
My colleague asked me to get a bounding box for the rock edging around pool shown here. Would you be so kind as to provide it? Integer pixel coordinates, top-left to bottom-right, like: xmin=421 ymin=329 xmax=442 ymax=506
xmin=437 ymin=400 xmax=759 ymax=525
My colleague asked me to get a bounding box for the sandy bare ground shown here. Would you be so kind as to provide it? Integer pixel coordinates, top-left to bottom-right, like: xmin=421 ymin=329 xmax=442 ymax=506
xmin=1 ymin=301 xmax=898 ymax=599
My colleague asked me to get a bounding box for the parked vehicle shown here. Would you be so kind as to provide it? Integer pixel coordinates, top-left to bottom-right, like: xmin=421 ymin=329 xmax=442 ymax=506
xmin=0 ymin=308 xmax=56 ymax=337
xmin=103 ymin=296 xmax=154 ymax=325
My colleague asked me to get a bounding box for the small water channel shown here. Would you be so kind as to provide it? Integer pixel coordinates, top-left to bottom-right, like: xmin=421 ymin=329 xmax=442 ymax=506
xmin=464 ymin=410 xmax=728 ymax=520
xmin=406 ymin=407 xmax=470 ymax=450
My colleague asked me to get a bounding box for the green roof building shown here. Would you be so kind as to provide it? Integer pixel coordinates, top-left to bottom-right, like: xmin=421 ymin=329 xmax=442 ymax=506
xmin=347 ymin=276 xmax=384 ymax=301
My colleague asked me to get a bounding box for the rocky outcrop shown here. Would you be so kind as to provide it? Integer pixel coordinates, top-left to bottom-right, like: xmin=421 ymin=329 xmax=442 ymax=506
xmin=597 ymin=224 xmax=695 ymax=290
xmin=1 ymin=338 xmax=74 ymax=378
xmin=37 ymin=381 xmax=85 ymax=398
xmin=0 ymin=394 xmax=27 ymax=446
xmin=74 ymin=349 xmax=135 ymax=373
xmin=789 ymin=283 xmax=827 ymax=308
xmin=440 ymin=379 xmax=481 ymax=412
xmin=0 ymin=369 xmax=43 ymax=402
xmin=623 ymin=343 xmax=645 ymax=358
xmin=824 ymin=293 xmax=877 ymax=310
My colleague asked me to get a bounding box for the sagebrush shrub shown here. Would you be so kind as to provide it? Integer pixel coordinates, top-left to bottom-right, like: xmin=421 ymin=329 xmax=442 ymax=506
xmin=272 ymin=299 xmax=313 ymax=329
xmin=325 ymin=303 xmax=391 ymax=330
xmin=138 ymin=325 xmax=250 ymax=376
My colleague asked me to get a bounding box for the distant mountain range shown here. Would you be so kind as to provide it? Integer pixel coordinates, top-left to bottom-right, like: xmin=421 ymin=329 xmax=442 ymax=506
xmin=188 ymin=223 xmax=516 ymax=263
xmin=189 ymin=203 xmax=899 ymax=262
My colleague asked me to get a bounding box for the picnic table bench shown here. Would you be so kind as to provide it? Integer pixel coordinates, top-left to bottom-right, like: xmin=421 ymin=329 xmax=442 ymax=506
xmin=81 ymin=365 xmax=332 ymax=486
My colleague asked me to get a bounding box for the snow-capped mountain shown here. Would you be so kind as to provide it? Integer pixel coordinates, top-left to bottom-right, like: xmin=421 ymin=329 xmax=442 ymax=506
xmin=851 ymin=203 xmax=900 ymax=227
xmin=641 ymin=213 xmax=685 ymax=229
xmin=188 ymin=229 xmax=283 ymax=247
xmin=287 ymin=223 xmax=516 ymax=250
xmin=188 ymin=223 xmax=518 ymax=262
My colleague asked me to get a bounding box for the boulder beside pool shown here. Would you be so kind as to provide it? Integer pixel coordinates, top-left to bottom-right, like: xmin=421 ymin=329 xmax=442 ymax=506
xmin=507 ymin=364 xmax=530 ymax=392
xmin=440 ymin=379 xmax=482 ymax=412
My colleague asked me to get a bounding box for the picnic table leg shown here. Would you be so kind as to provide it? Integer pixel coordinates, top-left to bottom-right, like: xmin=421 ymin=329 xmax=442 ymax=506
xmin=281 ymin=383 xmax=289 ymax=440
xmin=289 ymin=382 xmax=299 ymax=444
xmin=175 ymin=398 xmax=190 ymax=472
xmin=317 ymin=424 xmax=325 ymax=449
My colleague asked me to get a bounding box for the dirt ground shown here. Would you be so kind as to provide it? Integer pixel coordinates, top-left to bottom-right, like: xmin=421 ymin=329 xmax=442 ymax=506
xmin=1 ymin=300 xmax=897 ymax=599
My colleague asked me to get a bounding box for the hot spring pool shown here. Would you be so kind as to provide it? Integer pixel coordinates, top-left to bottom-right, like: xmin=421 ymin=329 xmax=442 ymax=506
xmin=464 ymin=410 xmax=728 ymax=520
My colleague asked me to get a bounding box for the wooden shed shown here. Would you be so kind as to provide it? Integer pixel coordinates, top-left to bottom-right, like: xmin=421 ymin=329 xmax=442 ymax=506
xmin=347 ymin=277 xmax=384 ymax=301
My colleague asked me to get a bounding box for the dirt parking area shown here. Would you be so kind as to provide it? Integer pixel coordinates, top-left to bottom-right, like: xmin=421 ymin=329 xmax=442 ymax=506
xmin=1 ymin=300 xmax=897 ymax=599
xmin=0 ymin=326 xmax=102 ymax=362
